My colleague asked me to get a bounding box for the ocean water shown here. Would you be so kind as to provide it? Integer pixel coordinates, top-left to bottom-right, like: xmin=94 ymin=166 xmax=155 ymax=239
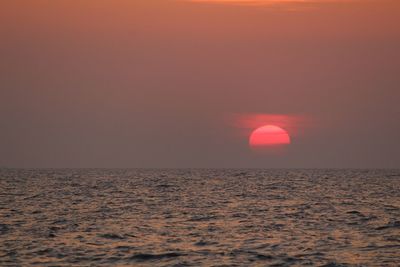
xmin=0 ymin=169 xmax=399 ymax=266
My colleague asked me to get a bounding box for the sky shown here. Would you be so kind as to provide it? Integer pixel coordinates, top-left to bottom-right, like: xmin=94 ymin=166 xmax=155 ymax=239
xmin=0 ymin=0 xmax=399 ymax=168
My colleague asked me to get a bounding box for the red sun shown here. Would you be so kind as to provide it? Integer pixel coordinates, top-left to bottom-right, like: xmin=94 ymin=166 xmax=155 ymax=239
xmin=249 ymin=125 xmax=291 ymax=148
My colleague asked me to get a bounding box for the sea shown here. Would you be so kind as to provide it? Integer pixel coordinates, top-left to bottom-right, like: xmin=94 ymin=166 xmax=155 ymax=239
xmin=0 ymin=169 xmax=399 ymax=266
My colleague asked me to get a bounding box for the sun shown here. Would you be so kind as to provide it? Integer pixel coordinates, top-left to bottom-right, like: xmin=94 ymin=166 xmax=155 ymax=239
xmin=249 ymin=125 xmax=291 ymax=148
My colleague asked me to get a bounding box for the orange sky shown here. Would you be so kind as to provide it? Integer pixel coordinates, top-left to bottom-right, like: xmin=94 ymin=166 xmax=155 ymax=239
xmin=0 ymin=0 xmax=399 ymax=167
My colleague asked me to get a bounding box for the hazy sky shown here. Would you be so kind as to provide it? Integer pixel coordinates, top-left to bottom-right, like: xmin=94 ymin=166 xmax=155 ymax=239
xmin=1 ymin=0 xmax=399 ymax=168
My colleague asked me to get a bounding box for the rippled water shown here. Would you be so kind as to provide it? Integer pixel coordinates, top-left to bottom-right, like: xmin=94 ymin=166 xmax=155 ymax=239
xmin=0 ymin=169 xmax=399 ymax=266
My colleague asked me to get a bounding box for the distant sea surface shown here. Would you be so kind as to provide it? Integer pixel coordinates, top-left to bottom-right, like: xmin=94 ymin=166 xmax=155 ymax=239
xmin=0 ymin=169 xmax=399 ymax=266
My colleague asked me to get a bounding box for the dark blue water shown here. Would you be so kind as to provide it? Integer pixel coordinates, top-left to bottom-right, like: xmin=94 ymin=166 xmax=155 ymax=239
xmin=0 ymin=169 xmax=399 ymax=266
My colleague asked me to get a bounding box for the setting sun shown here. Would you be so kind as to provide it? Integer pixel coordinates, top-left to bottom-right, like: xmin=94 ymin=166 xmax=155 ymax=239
xmin=249 ymin=125 xmax=291 ymax=148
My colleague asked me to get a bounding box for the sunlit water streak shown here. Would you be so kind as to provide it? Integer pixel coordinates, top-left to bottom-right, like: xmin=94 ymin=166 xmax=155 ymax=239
xmin=0 ymin=169 xmax=399 ymax=266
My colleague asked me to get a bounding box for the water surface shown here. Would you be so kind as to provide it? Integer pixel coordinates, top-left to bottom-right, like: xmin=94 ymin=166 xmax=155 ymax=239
xmin=0 ymin=169 xmax=399 ymax=266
